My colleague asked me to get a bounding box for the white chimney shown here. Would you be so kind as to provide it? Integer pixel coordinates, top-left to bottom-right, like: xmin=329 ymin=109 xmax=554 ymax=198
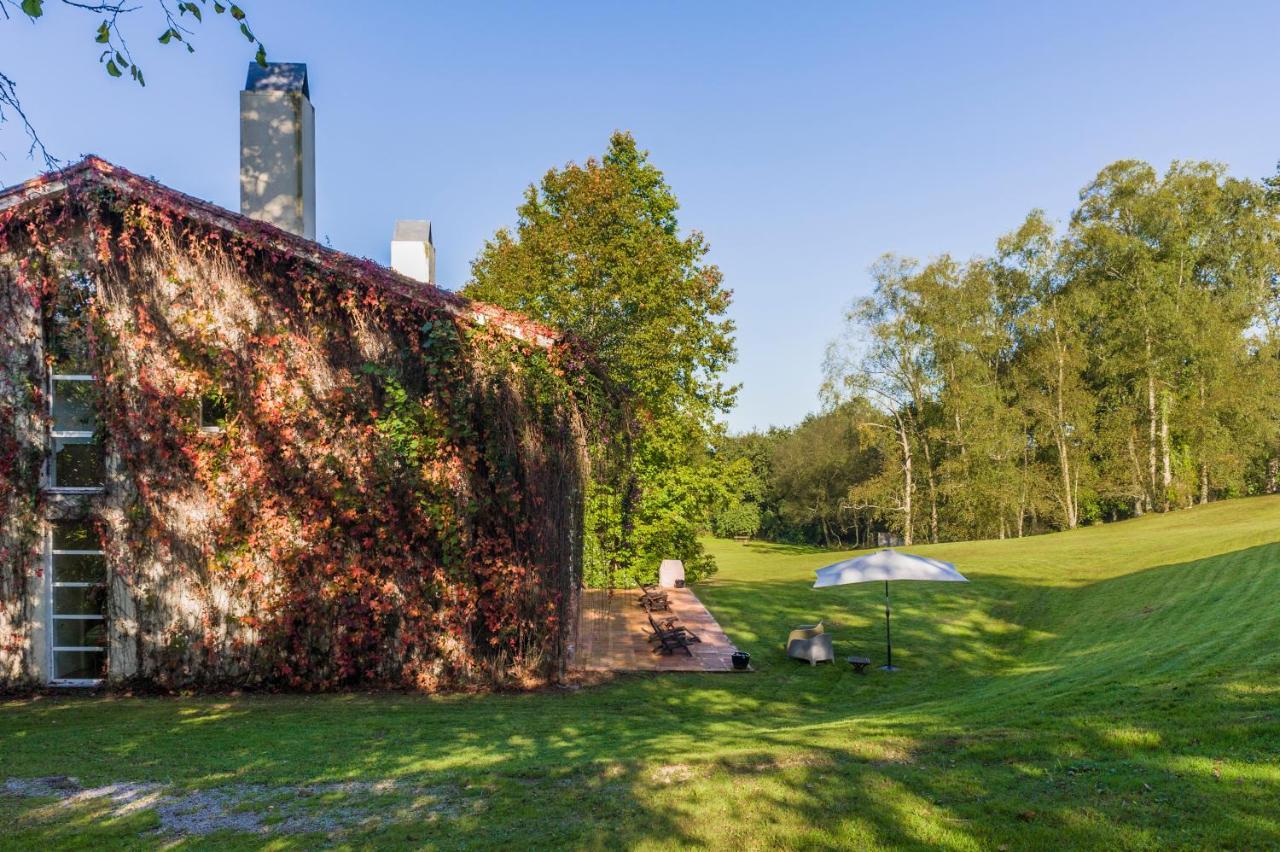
xmin=240 ymin=62 xmax=315 ymax=239
xmin=391 ymin=220 xmax=435 ymax=284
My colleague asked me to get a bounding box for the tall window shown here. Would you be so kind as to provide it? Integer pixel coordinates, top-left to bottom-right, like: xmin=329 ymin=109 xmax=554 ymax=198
xmin=48 ymin=520 xmax=108 ymax=684
xmin=46 ymin=274 xmax=103 ymax=491
xmin=50 ymin=376 xmax=103 ymax=489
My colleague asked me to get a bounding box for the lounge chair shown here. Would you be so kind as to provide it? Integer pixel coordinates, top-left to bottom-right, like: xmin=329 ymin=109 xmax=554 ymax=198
xmin=647 ymin=614 xmax=699 ymax=656
xmin=786 ymin=621 xmax=835 ymax=665
xmin=645 ymin=613 xmax=700 ymax=644
xmin=637 ymin=589 xmax=671 ymax=612
xmin=646 ymin=613 xmax=682 ymax=636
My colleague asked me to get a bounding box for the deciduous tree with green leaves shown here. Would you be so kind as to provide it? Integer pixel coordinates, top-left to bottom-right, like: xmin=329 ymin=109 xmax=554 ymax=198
xmin=1066 ymin=160 xmax=1280 ymax=512
xmin=789 ymin=158 xmax=1280 ymax=547
xmin=465 ymin=131 xmax=736 ymax=585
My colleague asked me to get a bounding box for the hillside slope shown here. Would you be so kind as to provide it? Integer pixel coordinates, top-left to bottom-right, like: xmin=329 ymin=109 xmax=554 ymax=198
xmin=1 ymin=496 xmax=1278 ymax=849
xmin=695 ymin=495 xmax=1280 ymax=847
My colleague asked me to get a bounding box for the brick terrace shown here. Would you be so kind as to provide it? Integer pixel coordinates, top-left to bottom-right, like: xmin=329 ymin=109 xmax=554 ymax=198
xmin=570 ymin=587 xmax=742 ymax=672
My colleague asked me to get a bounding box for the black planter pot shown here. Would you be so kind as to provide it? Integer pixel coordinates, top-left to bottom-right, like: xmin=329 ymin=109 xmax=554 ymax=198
xmin=731 ymin=651 xmax=751 ymax=671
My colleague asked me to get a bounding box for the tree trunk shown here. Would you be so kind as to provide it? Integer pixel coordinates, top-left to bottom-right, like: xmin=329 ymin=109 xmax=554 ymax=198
xmin=894 ymin=411 xmax=914 ymax=547
xmin=1128 ymin=429 xmax=1149 ymax=514
xmin=1052 ymin=328 xmax=1078 ymax=529
xmin=1147 ymin=367 xmax=1159 ymax=510
xmin=1017 ymin=440 xmax=1029 ymax=537
xmin=1055 ymin=434 xmax=1076 ymax=529
xmin=920 ymin=437 xmax=939 ymax=544
xmin=1160 ymin=388 xmax=1172 ymax=508
xmin=1072 ymin=463 xmax=1081 ymax=527
xmin=1199 ymin=463 xmax=1209 ymax=505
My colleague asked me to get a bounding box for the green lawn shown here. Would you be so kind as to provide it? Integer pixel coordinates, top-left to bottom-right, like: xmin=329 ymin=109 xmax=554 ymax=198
xmin=3 ymin=496 xmax=1280 ymax=849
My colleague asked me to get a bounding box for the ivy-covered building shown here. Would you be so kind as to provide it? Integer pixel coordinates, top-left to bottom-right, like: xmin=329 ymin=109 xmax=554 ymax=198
xmin=0 ymin=65 xmax=595 ymax=691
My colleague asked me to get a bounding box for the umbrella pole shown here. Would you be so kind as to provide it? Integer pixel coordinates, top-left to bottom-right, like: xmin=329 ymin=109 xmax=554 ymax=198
xmin=881 ymin=579 xmax=898 ymax=672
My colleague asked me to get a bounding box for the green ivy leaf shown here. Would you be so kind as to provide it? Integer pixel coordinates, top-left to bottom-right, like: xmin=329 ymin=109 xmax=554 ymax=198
xmin=182 ymin=1 xmax=202 ymax=21
xmin=105 ymin=59 xmax=122 ymax=77
xmin=115 ymin=52 xmax=129 ymax=69
xmin=230 ymin=4 xmax=246 ymax=20
xmin=158 ymin=28 xmax=176 ymax=45
xmin=240 ymin=21 xmax=254 ymax=41
xmin=255 ymin=44 xmax=267 ymax=67
xmin=213 ymin=2 xmax=226 ymax=12
xmin=20 ymin=0 xmax=43 ymax=19
xmin=95 ymin=22 xmax=110 ymax=44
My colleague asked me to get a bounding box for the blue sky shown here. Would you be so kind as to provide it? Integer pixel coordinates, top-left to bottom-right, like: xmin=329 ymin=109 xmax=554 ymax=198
xmin=4 ymin=1 xmax=1279 ymax=431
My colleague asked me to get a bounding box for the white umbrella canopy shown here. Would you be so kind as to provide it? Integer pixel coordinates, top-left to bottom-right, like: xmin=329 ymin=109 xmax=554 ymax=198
xmin=813 ymin=549 xmax=969 ymax=671
xmin=814 ymin=549 xmax=968 ymax=587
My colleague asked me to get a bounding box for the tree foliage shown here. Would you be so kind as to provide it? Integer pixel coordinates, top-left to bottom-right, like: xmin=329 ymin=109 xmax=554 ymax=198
xmin=465 ymin=131 xmax=736 ymax=585
xmin=724 ymin=159 xmax=1280 ymax=547
xmin=713 ymin=404 xmax=883 ymax=548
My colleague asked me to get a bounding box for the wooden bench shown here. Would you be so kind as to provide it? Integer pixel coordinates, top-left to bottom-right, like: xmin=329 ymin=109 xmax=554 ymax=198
xmin=847 ymin=656 xmax=872 ymax=674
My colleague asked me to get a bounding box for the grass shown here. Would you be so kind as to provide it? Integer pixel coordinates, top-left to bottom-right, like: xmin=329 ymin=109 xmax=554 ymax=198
xmin=3 ymin=495 xmax=1280 ymax=849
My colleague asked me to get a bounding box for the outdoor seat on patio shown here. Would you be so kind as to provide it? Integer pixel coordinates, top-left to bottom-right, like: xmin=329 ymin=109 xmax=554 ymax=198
xmin=647 ymin=613 xmax=699 ymax=655
xmin=786 ymin=622 xmax=835 ymax=665
xmin=651 ymin=628 xmax=696 ymax=656
xmin=645 ymin=612 xmax=700 ymax=643
xmin=645 ymin=613 xmax=682 ymax=636
xmin=637 ymin=590 xmax=671 ymax=612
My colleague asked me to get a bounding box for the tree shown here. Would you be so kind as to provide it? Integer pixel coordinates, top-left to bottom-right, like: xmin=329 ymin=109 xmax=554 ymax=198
xmin=712 ymin=500 xmax=761 ymax=539
xmin=1066 ymin=161 xmax=1280 ymax=512
xmin=708 ymin=445 xmax=765 ymax=538
xmin=1 ymin=0 xmax=266 ymax=169
xmin=912 ymin=255 xmax=1031 ymax=539
xmin=465 ymin=131 xmax=736 ymax=584
xmin=998 ymin=211 xmax=1094 ymax=530
xmin=808 ymin=158 xmax=1280 ymax=547
xmin=824 ymin=256 xmax=943 ymax=545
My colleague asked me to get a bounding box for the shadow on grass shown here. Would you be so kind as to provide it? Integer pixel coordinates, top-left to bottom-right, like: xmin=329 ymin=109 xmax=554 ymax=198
xmin=727 ymin=539 xmax=857 ymax=558
xmin=2 ymin=542 xmax=1278 ymax=847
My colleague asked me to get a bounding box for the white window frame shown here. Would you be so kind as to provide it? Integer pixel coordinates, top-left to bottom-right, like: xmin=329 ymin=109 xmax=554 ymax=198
xmin=47 ymin=523 xmax=107 ymax=687
xmin=48 ymin=373 xmax=104 ymax=493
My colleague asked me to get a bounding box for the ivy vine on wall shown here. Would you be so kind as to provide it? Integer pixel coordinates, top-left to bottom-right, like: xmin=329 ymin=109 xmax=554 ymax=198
xmin=0 ymin=162 xmax=617 ymax=691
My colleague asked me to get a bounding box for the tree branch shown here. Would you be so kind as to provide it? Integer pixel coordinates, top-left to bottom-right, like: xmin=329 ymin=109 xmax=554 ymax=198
xmin=1 ymin=0 xmax=266 ymax=173
xmin=0 ymin=69 xmax=59 ymax=169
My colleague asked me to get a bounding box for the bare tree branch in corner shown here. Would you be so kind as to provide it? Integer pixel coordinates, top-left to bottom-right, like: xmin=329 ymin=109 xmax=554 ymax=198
xmin=0 ymin=0 xmax=267 ymax=172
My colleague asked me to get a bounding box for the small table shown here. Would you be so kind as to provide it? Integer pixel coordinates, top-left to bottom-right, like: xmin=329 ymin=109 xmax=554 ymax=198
xmin=847 ymin=656 xmax=871 ymax=674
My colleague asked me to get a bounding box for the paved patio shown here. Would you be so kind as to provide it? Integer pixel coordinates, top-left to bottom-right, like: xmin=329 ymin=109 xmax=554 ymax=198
xmin=571 ymin=587 xmax=743 ymax=672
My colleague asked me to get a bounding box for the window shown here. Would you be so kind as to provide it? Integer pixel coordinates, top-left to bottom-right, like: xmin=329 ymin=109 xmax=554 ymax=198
xmin=199 ymin=389 xmax=234 ymax=432
xmin=46 ymin=273 xmax=94 ymax=375
xmin=46 ymin=273 xmax=103 ymax=491
xmin=49 ymin=375 xmax=103 ymax=489
xmin=48 ymin=520 xmax=108 ymax=684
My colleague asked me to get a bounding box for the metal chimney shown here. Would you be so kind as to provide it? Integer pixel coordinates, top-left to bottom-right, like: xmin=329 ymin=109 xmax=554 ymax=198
xmin=239 ymin=62 xmax=315 ymax=239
